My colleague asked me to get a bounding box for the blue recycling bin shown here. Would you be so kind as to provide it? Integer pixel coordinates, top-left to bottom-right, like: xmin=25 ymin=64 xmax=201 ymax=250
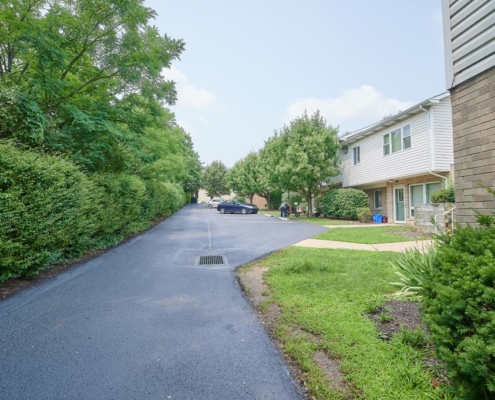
xmin=372 ymin=213 xmax=382 ymax=223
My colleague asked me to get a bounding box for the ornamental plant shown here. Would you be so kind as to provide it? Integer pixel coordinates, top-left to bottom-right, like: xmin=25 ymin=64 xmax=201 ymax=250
xmin=323 ymin=188 xmax=369 ymax=219
xmin=421 ymin=186 xmax=495 ymax=399
xmin=390 ymin=246 xmax=436 ymax=295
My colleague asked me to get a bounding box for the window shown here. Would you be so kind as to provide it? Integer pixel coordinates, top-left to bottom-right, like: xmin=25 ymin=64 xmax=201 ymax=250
xmin=353 ymin=146 xmax=360 ymax=165
xmin=409 ymin=181 xmax=442 ymax=217
xmin=383 ymin=124 xmax=411 ymax=155
xmin=391 ymin=128 xmax=402 ymax=152
xmin=403 ymin=124 xmax=411 ymax=149
xmin=426 ymin=182 xmax=441 ymax=202
xmin=409 ymin=185 xmax=423 ymax=218
xmin=383 ymin=135 xmax=390 ymax=155
xmin=374 ymin=190 xmax=382 ymax=209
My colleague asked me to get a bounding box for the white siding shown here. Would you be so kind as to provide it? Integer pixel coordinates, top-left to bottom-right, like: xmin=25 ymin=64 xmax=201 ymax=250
xmin=432 ymin=96 xmax=454 ymax=171
xmin=443 ymin=0 xmax=495 ymax=88
xmin=340 ymin=112 xmax=431 ymax=188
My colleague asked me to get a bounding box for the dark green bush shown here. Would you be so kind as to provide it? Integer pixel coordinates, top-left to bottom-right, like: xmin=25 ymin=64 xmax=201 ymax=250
xmin=422 ymin=195 xmax=495 ymax=399
xmin=323 ymin=188 xmax=369 ymax=219
xmin=322 ymin=189 xmax=339 ymax=216
xmin=0 ymin=142 xmax=186 ymax=281
xmin=91 ymin=173 xmax=148 ymax=243
xmin=0 ymin=142 xmax=97 ymax=280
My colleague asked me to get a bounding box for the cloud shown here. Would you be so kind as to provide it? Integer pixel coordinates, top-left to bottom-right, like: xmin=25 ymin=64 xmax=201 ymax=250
xmin=283 ymin=85 xmax=414 ymax=129
xmin=162 ymin=64 xmax=188 ymax=83
xmin=178 ymin=85 xmax=217 ymax=109
xmin=162 ymin=65 xmax=217 ymax=110
xmin=176 ymin=119 xmax=198 ymax=138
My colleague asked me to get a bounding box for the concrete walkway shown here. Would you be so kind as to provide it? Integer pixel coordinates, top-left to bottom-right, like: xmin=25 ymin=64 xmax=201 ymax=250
xmin=269 ymin=215 xmax=433 ymax=252
xmin=292 ymin=238 xmax=433 ymax=252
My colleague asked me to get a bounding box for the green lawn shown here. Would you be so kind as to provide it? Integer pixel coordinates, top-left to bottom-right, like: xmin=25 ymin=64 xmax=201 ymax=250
xmin=262 ymin=211 xmax=354 ymax=226
xmin=250 ymin=247 xmax=447 ymax=399
xmin=314 ymin=226 xmax=431 ymax=243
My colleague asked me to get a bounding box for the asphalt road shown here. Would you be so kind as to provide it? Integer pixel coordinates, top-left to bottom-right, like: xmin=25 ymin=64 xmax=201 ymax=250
xmin=0 ymin=204 xmax=326 ymax=400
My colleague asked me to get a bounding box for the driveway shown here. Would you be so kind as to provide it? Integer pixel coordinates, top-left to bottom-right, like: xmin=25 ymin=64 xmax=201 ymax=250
xmin=0 ymin=204 xmax=326 ymax=400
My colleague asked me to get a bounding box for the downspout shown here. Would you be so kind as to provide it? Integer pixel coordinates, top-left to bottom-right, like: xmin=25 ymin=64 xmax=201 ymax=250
xmin=421 ymin=105 xmax=447 ymax=184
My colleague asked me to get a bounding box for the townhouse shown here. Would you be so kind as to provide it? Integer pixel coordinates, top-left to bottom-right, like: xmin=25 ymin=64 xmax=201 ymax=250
xmin=335 ymin=92 xmax=454 ymax=225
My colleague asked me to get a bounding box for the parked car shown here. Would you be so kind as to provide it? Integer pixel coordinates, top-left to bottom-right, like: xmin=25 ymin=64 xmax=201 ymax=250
xmin=217 ymin=199 xmax=259 ymax=214
xmin=208 ymin=198 xmax=224 ymax=208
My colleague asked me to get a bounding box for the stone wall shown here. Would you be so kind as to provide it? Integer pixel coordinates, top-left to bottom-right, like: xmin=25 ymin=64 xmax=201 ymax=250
xmin=414 ymin=203 xmax=455 ymax=234
xmin=451 ymin=66 xmax=495 ymax=225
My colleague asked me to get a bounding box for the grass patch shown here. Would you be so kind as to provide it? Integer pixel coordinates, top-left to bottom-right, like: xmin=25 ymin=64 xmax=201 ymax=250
xmin=314 ymin=226 xmax=430 ymax=244
xmin=263 ymin=211 xmax=354 ymax=226
xmin=259 ymin=247 xmax=447 ymax=399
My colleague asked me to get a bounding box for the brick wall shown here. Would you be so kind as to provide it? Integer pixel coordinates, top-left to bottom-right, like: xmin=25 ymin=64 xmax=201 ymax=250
xmin=451 ymin=66 xmax=495 ymax=225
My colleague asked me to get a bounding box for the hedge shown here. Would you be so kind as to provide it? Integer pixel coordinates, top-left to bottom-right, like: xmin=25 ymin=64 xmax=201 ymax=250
xmin=0 ymin=142 xmax=97 ymax=280
xmin=0 ymin=142 xmax=186 ymax=281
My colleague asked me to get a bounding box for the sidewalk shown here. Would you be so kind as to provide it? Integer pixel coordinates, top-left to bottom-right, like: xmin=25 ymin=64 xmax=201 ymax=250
xmin=292 ymin=238 xmax=433 ymax=252
xmin=273 ymin=215 xmax=433 ymax=252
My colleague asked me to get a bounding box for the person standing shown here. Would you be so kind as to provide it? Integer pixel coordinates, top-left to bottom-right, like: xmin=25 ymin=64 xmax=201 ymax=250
xmin=279 ymin=201 xmax=288 ymax=217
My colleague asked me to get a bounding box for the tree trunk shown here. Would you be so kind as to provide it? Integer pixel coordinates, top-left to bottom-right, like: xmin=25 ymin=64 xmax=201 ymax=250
xmin=305 ymin=190 xmax=313 ymax=216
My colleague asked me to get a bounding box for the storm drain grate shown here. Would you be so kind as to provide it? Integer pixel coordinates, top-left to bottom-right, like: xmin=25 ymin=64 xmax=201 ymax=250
xmin=198 ymin=255 xmax=225 ymax=265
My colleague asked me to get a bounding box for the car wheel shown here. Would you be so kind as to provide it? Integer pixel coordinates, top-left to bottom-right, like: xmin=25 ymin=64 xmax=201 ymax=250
xmin=220 ymin=208 xmax=226 ymax=214
xmin=208 ymin=204 xmax=212 ymax=208
xmin=241 ymin=208 xmax=247 ymax=215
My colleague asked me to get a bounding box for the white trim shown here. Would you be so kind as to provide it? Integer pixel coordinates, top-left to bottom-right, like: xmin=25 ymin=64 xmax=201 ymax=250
xmin=442 ymin=0 xmax=455 ymax=88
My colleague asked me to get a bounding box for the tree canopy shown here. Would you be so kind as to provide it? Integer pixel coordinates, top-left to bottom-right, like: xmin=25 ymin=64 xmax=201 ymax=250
xmin=0 ymin=0 xmax=202 ymax=191
xmin=228 ymin=152 xmax=261 ymax=203
xmin=272 ymin=110 xmax=340 ymax=215
xmin=203 ymin=160 xmax=229 ymax=199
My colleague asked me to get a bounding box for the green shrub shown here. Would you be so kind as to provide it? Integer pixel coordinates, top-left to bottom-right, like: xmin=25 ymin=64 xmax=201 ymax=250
xmin=91 ymin=173 xmax=148 ymax=243
xmin=322 ymin=189 xmax=339 ymax=216
xmin=430 ymin=177 xmax=455 ymax=203
xmin=421 ymin=192 xmax=495 ymax=398
xmin=356 ymin=207 xmax=372 ymax=223
xmin=323 ymin=188 xmax=369 ymax=219
xmin=390 ymin=246 xmax=436 ymax=295
xmin=0 ymin=142 xmax=96 ymax=280
xmin=429 ymin=187 xmax=455 ymax=203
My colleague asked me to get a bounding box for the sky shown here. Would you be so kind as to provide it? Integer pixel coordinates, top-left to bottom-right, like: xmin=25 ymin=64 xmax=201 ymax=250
xmin=144 ymin=0 xmax=447 ymax=168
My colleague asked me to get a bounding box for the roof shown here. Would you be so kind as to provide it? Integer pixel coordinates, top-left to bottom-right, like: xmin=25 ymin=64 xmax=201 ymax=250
xmin=339 ymin=92 xmax=450 ymax=145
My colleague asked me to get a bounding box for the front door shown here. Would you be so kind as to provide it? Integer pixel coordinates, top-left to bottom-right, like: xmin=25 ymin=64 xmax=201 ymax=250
xmin=394 ymin=187 xmax=405 ymax=223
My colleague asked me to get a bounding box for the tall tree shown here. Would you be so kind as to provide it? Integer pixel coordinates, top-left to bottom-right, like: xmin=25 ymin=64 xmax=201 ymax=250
xmin=257 ymin=137 xmax=284 ymax=210
xmin=203 ymin=160 xmax=229 ymax=198
xmin=180 ymin=130 xmax=203 ymax=195
xmin=228 ymin=151 xmax=260 ymax=203
xmin=273 ymin=110 xmax=340 ymax=215
xmin=0 ymin=0 xmax=186 ymax=174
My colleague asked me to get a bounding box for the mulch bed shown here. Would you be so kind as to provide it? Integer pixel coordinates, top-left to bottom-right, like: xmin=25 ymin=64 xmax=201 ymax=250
xmin=368 ymin=299 xmax=424 ymax=339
